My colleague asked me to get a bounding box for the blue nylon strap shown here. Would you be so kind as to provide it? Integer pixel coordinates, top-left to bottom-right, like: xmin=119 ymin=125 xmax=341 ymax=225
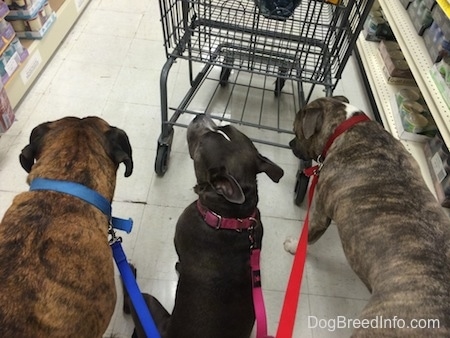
xmin=29 ymin=178 xmax=133 ymax=233
xmin=111 ymin=241 xmax=161 ymax=338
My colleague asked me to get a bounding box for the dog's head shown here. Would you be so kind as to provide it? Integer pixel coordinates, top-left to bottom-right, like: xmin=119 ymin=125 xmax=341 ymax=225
xmin=187 ymin=114 xmax=284 ymax=205
xmin=20 ymin=116 xmax=133 ymax=180
xmin=289 ymin=96 xmax=365 ymax=161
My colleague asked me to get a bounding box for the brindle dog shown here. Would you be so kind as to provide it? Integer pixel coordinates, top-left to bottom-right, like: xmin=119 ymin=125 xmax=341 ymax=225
xmin=287 ymin=96 xmax=450 ymax=337
xmin=0 ymin=116 xmax=133 ymax=337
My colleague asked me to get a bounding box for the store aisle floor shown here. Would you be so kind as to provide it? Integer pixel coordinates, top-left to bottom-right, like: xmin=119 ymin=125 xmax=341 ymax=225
xmin=0 ymin=0 xmax=374 ymax=337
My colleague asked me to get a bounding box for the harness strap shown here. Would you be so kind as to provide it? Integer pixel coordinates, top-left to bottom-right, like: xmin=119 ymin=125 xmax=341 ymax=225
xmin=29 ymin=178 xmax=133 ymax=233
xmin=111 ymin=241 xmax=161 ymax=338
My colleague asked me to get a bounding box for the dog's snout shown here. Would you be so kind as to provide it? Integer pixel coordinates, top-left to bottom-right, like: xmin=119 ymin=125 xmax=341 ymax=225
xmin=289 ymin=138 xmax=296 ymax=149
xmin=191 ymin=114 xmax=217 ymax=131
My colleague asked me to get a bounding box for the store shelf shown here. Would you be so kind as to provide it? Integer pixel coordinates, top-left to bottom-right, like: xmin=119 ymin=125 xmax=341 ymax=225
xmin=4 ymin=0 xmax=91 ymax=109
xmin=356 ymin=35 xmax=435 ymax=194
xmin=378 ymin=0 xmax=450 ymax=147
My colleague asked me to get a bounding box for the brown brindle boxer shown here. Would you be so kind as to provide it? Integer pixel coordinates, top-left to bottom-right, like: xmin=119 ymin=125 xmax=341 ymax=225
xmin=287 ymin=96 xmax=450 ymax=337
xmin=0 ymin=116 xmax=133 ymax=338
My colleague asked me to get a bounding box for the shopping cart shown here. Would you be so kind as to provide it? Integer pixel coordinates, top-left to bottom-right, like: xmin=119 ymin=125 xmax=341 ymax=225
xmin=156 ymin=0 xmax=374 ymax=204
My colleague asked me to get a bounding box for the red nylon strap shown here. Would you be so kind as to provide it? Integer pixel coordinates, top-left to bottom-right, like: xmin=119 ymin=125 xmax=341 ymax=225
xmin=275 ymin=173 xmax=318 ymax=338
xmin=275 ymin=114 xmax=370 ymax=338
xmin=322 ymin=114 xmax=370 ymax=158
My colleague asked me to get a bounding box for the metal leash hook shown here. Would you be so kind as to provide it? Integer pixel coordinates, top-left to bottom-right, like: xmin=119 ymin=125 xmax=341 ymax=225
xmin=108 ymin=222 xmax=122 ymax=245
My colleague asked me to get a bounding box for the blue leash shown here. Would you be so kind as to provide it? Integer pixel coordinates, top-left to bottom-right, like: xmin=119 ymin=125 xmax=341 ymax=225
xmin=110 ymin=239 xmax=161 ymax=338
xmin=29 ymin=178 xmax=161 ymax=338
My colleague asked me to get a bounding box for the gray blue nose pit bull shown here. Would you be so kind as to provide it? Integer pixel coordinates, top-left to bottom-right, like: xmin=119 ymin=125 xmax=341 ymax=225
xmin=285 ymin=96 xmax=450 ymax=337
xmin=127 ymin=114 xmax=284 ymax=338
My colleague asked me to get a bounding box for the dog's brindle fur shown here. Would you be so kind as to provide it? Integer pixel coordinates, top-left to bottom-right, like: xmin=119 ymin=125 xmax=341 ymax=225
xmin=127 ymin=115 xmax=284 ymax=338
xmin=289 ymin=97 xmax=450 ymax=337
xmin=0 ymin=116 xmax=133 ymax=337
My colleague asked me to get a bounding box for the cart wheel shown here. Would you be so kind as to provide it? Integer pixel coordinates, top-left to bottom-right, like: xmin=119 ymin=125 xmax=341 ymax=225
xmin=219 ymin=67 xmax=232 ymax=87
xmin=274 ymin=77 xmax=286 ymax=97
xmin=219 ymin=55 xmax=234 ymax=87
xmin=294 ymin=171 xmax=309 ymax=206
xmin=274 ymin=65 xmax=288 ymax=97
xmin=155 ymin=144 xmax=170 ymax=176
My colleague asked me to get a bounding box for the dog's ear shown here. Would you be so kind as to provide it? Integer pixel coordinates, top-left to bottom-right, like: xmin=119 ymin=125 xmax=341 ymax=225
xmin=208 ymin=167 xmax=245 ymax=204
xmin=332 ymin=95 xmax=349 ymax=103
xmin=105 ymin=127 xmax=134 ymax=177
xmin=19 ymin=123 xmax=51 ymax=173
xmin=302 ymin=107 xmax=323 ymax=140
xmin=256 ymin=154 xmax=284 ymax=183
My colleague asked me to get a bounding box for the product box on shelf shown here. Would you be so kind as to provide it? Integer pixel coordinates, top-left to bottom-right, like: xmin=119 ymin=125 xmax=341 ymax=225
xmin=432 ymin=1 xmax=450 ymax=39
xmin=423 ymin=0 xmax=437 ymax=10
xmin=0 ymin=20 xmax=16 ymax=55
xmin=423 ymin=21 xmax=450 ymax=62
xmin=379 ymin=40 xmax=416 ymax=85
xmin=0 ymin=1 xmax=10 ymax=19
xmin=0 ymin=37 xmax=29 ymax=84
xmin=363 ymin=8 xmax=395 ymax=41
xmin=408 ymin=0 xmax=434 ymax=35
xmin=423 ymin=133 xmax=450 ymax=208
xmin=391 ymin=88 xmax=438 ymax=142
xmin=430 ymin=57 xmax=450 ymax=109
xmin=5 ymin=0 xmax=48 ymax=20
xmin=9 ymin=2 xmax=55 ymax=40
xmin=0 ymin=81 xmax=14 ymax=133
xmin=400 ymin=0 xmax=414 ymax=9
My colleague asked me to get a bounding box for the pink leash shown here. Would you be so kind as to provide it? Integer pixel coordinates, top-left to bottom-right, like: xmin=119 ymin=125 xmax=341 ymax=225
xmin=251 ymin=247 xmax=271 ymax=338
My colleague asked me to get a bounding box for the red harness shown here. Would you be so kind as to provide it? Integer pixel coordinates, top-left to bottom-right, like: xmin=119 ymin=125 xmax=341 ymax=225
xmin=197 ymin=200 xmax=270 ymax=338
xmin=276 ymin=114 xmax=371 ymax=338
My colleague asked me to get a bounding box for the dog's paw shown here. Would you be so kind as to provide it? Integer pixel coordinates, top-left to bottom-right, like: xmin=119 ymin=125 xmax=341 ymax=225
xmin=283 ymin=237 xmax=299 ymax=255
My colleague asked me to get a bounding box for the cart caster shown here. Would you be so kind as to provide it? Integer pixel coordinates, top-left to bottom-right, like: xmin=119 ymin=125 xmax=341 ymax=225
xmin=219 ymin=55 xmax=234 ymax=87
xmin=155 ymin=128 xmax=174 ymax=176
xmin=274 ymin=65 xmax=288 ymax=97
xmin=293 ymin=160 xmax=312 ymax=206
xmin=275 ymin=78 xmax=286 ymax=97
xmin=155 ymin=144 xmax=170 ymax=176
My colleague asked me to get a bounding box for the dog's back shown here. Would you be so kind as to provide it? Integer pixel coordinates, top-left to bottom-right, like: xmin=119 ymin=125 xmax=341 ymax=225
xmin=135 ymin=115 xmax=283 ymax=338
xmin=0 ymin=116 xmax=133 ymax=337
xmin=324 ymin=121 xmax=450 ymax=337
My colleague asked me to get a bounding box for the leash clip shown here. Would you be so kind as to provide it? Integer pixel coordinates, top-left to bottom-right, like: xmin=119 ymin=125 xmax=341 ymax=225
xmin=248 ymin=217 xmax=259 ymax=249
xmin=315 ymin=155 xmax=324 ymax=173
xmin=108 ymin=223 xmax=122 ymax=245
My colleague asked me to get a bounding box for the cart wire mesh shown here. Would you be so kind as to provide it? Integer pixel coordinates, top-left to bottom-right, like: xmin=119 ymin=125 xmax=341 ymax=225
xmin=155 ymin=0 xmax=374 ymax=175
xmin=160 ymin=0 xmax=372 ymax=84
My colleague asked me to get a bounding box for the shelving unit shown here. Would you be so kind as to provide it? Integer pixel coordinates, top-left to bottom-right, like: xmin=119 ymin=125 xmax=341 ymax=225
xmin=4 ymin=0 xmax=90 ymax=109
xmin=356 ymin=0 xmax=450 ymax=196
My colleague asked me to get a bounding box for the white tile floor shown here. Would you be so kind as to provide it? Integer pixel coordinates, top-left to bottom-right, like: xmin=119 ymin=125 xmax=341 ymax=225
xmin=0 ymin=0 xmax=375 ymax=337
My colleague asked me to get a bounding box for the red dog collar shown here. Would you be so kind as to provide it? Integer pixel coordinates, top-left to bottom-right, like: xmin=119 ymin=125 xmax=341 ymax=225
xmin=196 ymin=200 xmax=257 ymax=231
xmin=304 ymin=114 xmax=370 ymax=177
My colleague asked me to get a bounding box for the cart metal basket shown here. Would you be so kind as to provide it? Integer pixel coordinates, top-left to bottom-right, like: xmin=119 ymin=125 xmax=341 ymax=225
xmin=156 ymin=0 xmax=374 ymax=202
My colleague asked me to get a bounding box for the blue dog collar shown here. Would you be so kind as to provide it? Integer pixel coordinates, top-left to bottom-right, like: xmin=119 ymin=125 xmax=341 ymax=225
xmin=29 ymin=178 xmax=133 ymax=233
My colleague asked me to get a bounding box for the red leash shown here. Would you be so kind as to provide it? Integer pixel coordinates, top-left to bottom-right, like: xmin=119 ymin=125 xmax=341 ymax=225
xmin=275 ymin=114 xmax=370 ymax=338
